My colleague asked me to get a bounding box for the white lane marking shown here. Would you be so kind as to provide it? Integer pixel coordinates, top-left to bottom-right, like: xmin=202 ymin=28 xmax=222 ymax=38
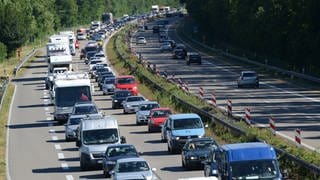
xmin=52 ymin=136 xmax=58 ymax=141
xmin=264 ymin=100 xmax=270 ymax=103
xmin=58 ymin=153 xmax=65 ymax=159
xmin=43 ymin=99 xmax=49 ymax=102
xmin=45 ymin=112 xmax=51 ymax=116
xmin=66 ymin=175 xmax=74 ymax=180
xmin=43 ymin=91 xmax=48 ymax=94
xmin=54 ymin=144 xmax=61 ymax=150
xmin=43 ymin=95 xmax=48 ymax=98
xmin=44 ymin=107 xmax=49 ymax=111
xmin=61 ymin=163 xmax=69 ymax=170
xmin=49 ymin=129 xmax=55 ymax=133
xmin=46 ymin=117 xmax=52 ymax=121
xmin=6 ymin=85 xmax=17 ymax=180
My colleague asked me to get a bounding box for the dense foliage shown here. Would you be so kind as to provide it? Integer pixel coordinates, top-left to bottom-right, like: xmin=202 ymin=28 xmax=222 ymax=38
xmin=0 ymin=0 xmax=179 ymax=58
xmin=182 ymin=0 xmax=320 ymax=74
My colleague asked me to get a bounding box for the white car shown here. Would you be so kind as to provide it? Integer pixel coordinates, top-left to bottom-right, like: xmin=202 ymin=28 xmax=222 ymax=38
xmin=110 ymin=157 xmax=156 ymax=180
xmin=136 ymin=37 xmax=147 ymax=45
xmin=122 ymin=96 xmax=146 ymax=114
xmin=136 ymin=101 xmax=160 ymax=125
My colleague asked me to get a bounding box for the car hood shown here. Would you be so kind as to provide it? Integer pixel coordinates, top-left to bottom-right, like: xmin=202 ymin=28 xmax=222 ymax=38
xmin=150 ymin=117 xmax=166 ymax=123
xmin=172 ymin=128 xmax=205 ymax=137
xmin=56 ymin=106 xmax=73 ymax=114
xmin=66 ymin=124 xmax=78 ymax=130
xmin=137 ymin=110 xmax=150 ymax=116
xmin=87 ymin=144 xmax=111 ymax=152
xmin=125 ymin=101 xmax=144 ymax=106
xmin=103 ymin=83 xmax=115 ymax=88
xmin=107 ymin=155 xmax=139 ymax=162
xmin=113 ymin=97 xmax=127 ymax=101
xmin=114 ymin=171 xmax=152 ymax=180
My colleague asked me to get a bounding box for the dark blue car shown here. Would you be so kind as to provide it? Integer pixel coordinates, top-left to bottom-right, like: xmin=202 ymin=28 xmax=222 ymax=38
xmin=102 ymin=144 xmax=140 ymax=177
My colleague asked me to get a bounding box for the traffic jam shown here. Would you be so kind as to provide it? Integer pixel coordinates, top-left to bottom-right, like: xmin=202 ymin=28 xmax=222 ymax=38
xmin=43 ymin=8 xmax=283 ymax=180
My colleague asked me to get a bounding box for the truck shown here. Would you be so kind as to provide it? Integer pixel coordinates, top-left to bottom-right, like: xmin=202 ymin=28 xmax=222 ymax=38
xmin=51 ymin=72 xmax=94 ymax=124
xmin=59 ymin=31 xmax=76 ymax=56
xmin=204 ymin=142 xmax=282 ymax=179
xmin=102 ymin=12 xmax=113 ymax=25
xmin=151 ymin=5 xmax=159 ymax=14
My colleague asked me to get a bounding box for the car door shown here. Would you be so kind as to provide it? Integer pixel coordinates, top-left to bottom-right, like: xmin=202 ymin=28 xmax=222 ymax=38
xmin=161 ymin=118 xmax=169 ymax=140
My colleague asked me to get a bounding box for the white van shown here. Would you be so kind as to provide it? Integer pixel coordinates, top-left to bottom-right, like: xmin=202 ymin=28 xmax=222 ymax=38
xmin=77 ymin=116 xmax=126 ymax=170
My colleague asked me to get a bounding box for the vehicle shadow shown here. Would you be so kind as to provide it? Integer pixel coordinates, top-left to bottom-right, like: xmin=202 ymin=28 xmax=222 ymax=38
xmin=62 ymin=147 xmax=78 ymax=152
xmin=7 ymin=122 xmax=51 ymax=129
xmin=32 ymin=166 xmax=82 ymax=173
xmin=161 ymin=166 xmax=185 ymax=172
xmin=144 ymin=139 xmax=163 ymax=144
xmin=11 ymin=77 xmax=44 ymax=82
xmin=130 ymin=130 xmax=148 ymax=134
xmin=61 ymin=157 xmax=80 ymax=162
xmin=141 ymin=150 xmax=169 ymax=156
xmin=18 ymin=104 xmax=49 ymax=108
xmin=119 ymin=123 xmax=137 ymax=127
xmin=79 ymin=174 xmax=106 ymax=179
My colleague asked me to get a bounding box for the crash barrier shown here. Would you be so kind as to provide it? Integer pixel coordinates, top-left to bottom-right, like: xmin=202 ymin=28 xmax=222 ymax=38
xmin=177 ymin=23 xmax=320 ymax=84
xmin=198 ymin=86 xmax=204 ymax=99
xmin=0 ymin=77 xmax=9 ymax=111
xmin=295 ymin=129 xmax=302 ymax=146
xmin=113 ymin=27 xmax=320 ymax=177
xmin=244 ymin=108 xmax=251 ymax=126
xmin=211 ymin=92 xmax=216 ymax=108
xmin=226 ymin=100 xmax=232 ymax=116
xmin=269 ymin=117 xmax=276 ymax=135
xmin=14 ymin=48 xmax=39 ymax=75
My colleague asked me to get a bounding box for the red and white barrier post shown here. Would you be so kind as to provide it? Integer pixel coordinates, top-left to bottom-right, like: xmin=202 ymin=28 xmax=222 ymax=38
xmin=269 ymin=117 xmax=276 ymax=135
xmin=183 ymin=82 xmax=190 ymax=94
xmin=245 ymin=108 xmax=251 ymax=126
xmin=211 ymin=92 xmax=216 ymax=108
xmin=199 ymin=87 xmax=204 ymax=99
xmin=226 ymin=100 xmax=232 ymax=116
xmin=178 ymin=78 xmax=183 ymax=89
xmin=295 ymin=128 xmax=301 ymax=146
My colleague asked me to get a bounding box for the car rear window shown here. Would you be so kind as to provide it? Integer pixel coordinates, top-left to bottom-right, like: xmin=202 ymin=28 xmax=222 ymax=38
xmin=243 ymin=72 xmax=256 ymax=77
xmin=117 ymin=77 xmax=135 ymax=84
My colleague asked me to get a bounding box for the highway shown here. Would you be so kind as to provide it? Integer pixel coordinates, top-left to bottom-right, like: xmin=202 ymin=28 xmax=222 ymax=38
xmin=7 ymin=31 xmax=204 ymax=179
xmin=131 ymin=16 xmax=320 ymax=151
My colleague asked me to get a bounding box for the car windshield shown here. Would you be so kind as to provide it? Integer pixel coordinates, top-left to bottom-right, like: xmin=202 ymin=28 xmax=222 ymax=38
xmin=115 ymin=91 xmax=131 ymax=98
xmin=191 ymin=140 xmax=216 ymax=150
xmin=116 ymin=161 xmax=150 ymax=173
xmin=87 ymin=51 xmax=96 ymax=57
xmin=73 ymin=105 xmax=98 ymax=115
xmin=173 ymin=118 xmax=203 ymax=129
xmin=117 ymin=77 xmax=135 ymax=84
xmin=68 ymin=117 xmax=82 ymax=125
xmin=90 ymin=60 xmax=102 ymax=65
xmin=85 ymin=46 xmax=97 ymax=52
xmin=56 ymin=86 xmax=91 ymax=107
xmin=106 ymin=146 xmax=137 ymax=157
xmin=95 ymin=54 xmax=105 ymax=58
xmin=230 ymin=160 xmax=279 ymax=179
xmin=139 ymin=103 xmax=159 ymax=111
xmin=83 ymin=129 xmax=119 ymax=145
xmin=104 ymin=78 xmax=115 ymax=84
xmin=152 ymin=110 xmax=171 ymax=118
xmin=243 ymin=72 xmax=256 ymax=77
xmin=127 ymin=97 xmax=144 ymax=102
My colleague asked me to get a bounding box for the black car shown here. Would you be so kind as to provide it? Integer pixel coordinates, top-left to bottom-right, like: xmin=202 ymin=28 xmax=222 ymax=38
xmin=85 ymin=51 xmax=96 ymax=64
xmin=102 ymin=144 xmax=139 ymax=177
xmin=186 ymin=52 xmax=202 ymax=65
xmin=111 ymin=90 xmax=132 ymax=109
xmin=181 ymin=137 xmax=218 ymax=170
xmin=172 ymin=49 xmax=187 ymax=59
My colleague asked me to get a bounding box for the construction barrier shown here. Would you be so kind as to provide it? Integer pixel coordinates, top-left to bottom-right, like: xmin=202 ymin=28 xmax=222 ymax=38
xmin=211 ymin=92 xmax=216 ymax=107
xmin=269 ymin=117 xmax=276 ymax=135
xmin=183 ymin=82 xmax=189 ymax=94
xmin=295 ymin=128 xmax=301 ymax=146
xmin=227 ymin=100 xmax=232 ymax=116
xmin=198 ymin=87 xmax=204 ymax=99
xmin=245 ymin=108 xmax=251 ymax=126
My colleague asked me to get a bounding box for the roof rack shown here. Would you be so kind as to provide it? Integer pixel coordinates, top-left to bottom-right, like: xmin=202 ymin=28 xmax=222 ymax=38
xmin=54 ymin=71 xmax=89 ymax=80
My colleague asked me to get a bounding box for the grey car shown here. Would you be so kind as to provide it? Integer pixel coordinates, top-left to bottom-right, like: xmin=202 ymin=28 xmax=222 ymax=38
xmin=102 ymin=77 xmax=116 ymax=95
xmin=237 ymin=71 xmax=259 ymax=88
xmin=122 ymin=96 xmax=146 ymax=114
xmin=136 ymin=101 xmax=160 ymax=125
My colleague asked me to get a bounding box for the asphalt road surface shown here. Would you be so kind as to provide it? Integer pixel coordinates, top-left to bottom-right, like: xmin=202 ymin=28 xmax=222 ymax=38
xmin=7 ymin=35 xmax=204 ymax=179
xmin=131 ymin=16 xmax=320 ymax=151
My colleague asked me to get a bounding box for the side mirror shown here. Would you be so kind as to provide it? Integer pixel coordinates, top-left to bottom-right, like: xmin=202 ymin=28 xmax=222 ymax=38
xmin=120 ymin=136 xmax=126 ymax=144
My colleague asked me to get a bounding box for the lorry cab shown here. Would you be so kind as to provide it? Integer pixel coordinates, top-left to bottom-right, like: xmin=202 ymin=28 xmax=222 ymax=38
xmin=204 ymin=142 xmax=282 ymax=179
xmin=77 ymin=116 xmax=126 ymax=170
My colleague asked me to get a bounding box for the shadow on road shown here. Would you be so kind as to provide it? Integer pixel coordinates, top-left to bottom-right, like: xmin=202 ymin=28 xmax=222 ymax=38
xmin=62 ymin=147 xmax=78 ymax=152
xmin=32 ymin=166 xmax=82 ymax=173
xmin=18 ymin=104 xmax=48 ymax=108
xmin=7 ymin=122 xmax=51 ymax=129
xmin=161 ymin=166 xmax=185 ymax=172
xmin=144 ymin=139 xmax=163 ymax=144
xmin=11 ymin=77 xmax=44 ymax=82
xmin=61 ymin=157 xmax=80 ymax=162
xmin=130 ymin=130 xmax=148 ymax=134
xmin=22 ymin=82 xmax=44 ymax=86
xmin=141 ymin=150 xmax=168 ymax=156
xmin=79 ymin=174 xmax=106 ymax=179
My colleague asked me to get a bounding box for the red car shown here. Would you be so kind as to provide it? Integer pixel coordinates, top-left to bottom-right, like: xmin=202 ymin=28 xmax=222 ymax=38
xmin=148 ymin=108 xmax=172 ymax=132
xmin=75 ymin=40 xmax=80 ymax=49
xmin=115 ymin=75 xmax=139 ymax=95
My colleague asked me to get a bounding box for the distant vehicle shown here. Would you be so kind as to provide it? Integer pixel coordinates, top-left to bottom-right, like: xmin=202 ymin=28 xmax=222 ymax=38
xmin=85 ymin=51 xmax=97 ymax=64
xmin=102 ymin=144 xmax=140 ymax=177
xmin=237 ymin=71 xmax=259 ymax=88
xmin=160 ymin=41 xmax=172 ymax=52
xmin=138 ymin=25 xmax=145 ymax=32
xmin=122 ymin=96 xmax=146 ymax=114
xmin=148 ymin=108 xmax=172 ymax=132
xmin=75 ymin=40 xmax=80 ymax=49
xmin=153 ymin=25 xmax=159 ymax=33
xmin=77 ymin=32 xmax=86 ymax=40
xmin=181 ymin=137 xmax=218 ymax=169
xmin=136 ymin=101 xmax=160 ymax=125
xmin=77 ymin=117 xmax=126 ymax=170
xmin=102 ymin=77 xmax=116 ymax=95
xmin=109 ymin=157 xmax=156 ymax=180
xmin=204 ymin=142 xmax=282 ymax=179
xmin=111 ymin=90 xmax=132 ymax=109
xmin=71 ymin=101 xmax=99 ymax=116
xmin=115 ymin=75 xmax=139 ymax=96
xmin=186 ymin=52 xmax=202 ymax=65
xmin=163 ymin=113 xmax=205 ymax=153
xmin=173 ymin=48 xmax=187 ymax=59
xmin=102 ymin=12 xmax=114 ymax=25
xmin=136 ymin=37 xmax=147 ymax=45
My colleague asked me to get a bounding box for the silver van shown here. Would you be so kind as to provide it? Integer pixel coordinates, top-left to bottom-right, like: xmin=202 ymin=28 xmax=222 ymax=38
xmin=77 ymin=116 xmax=126 ymax=170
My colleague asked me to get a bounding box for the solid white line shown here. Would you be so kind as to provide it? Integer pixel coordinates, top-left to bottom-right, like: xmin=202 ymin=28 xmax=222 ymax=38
xmin=54 ymin=144 xmax=61 ymax=150
xmin=52 ymin=136 xmax=58 ymax=141
xmin=49 ymin=129 xmax=55 ymax=133
xmin=61 ymin=163 xmax=69 ymax=170
xmin=66 ymin=175 xmax=74 ymax=180
xmin=58 ymin=153 xmax=65 ymax=159
xmin=6 ymin=85 xmax=17 ymax=180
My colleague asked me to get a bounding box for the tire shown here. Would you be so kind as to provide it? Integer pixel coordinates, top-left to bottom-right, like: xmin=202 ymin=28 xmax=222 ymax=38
xmin=123 ymin=109 xmax=127 ymax=114
xmin=80 ymin=155 xmax=89 ymax=171
xmin=65 ymin=135 xmax=71 ymax=142
xmin=103 ymin=169 xmax=111 ymax=178
xmin=182 ymin=158 xmax=185 ymax=168
xmin=167 ymin=143 xmax=171 ymax=153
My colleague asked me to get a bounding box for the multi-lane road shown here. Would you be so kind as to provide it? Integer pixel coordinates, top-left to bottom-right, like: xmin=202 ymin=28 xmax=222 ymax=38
xmin=7 ymin=29 xmax=204 ymax=179
xmin=131 ymin=17 xmax=320 ymax=151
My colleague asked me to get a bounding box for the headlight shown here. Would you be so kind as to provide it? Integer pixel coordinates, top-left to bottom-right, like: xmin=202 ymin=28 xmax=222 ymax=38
xmin=114 ymin=100 xmax=118 ymax=102
xmin=172 ymin=136 xmax=179 ymax=140
xmin=190 ymin=156 xmax=198 ymax=160
xmin=126 ymin=104 xmax=131 ymax=108
xmin=212 ymin=169 xmax=218 ymax=175
xmin=198 ymin=135 xmax=203 ymax=138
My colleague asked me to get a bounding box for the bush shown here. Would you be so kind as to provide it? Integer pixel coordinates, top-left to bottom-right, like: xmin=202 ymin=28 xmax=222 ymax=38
xmin=0 ymin=42 xmax=7 ymax=62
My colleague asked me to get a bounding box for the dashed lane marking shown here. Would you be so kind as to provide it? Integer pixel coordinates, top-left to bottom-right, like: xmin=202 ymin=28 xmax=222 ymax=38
xmin=54 ymin=144 xmax=61 ymax=150
xmin=52 ymin=136 xmax=58 ymax=141
xmin=61 ymin=163 xmax=69 ymax=170
xmin=66 ymin=175 xmax=74 ymax=180
xmin=43 ymin=95 xmax=49 ymax=98
xmin=45 ymin=112 xmax=51 ymax=116
xmin=44 ymin=107 xmax=49 ymax=111
xmin=49 ymin=129 xmax=55 ymax=133
xmin=46 ymin=117 xmax=52 ymax=121
xmin=58 ymin=153 xmax=65 ymax=160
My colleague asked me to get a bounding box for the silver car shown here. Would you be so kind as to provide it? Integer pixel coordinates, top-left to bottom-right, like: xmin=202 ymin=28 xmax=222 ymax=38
xmin=110 ymin=157 xmax=156 ymax=180
xmin=237 ymin=71 xmax=259 ymax=88
xmin=102 ymin=77 xmax=116 ymax=95
xmin=122 ymin=96 xmax=146 ymax=114
xmin=136 ymin=101 xmax=160 ymax=125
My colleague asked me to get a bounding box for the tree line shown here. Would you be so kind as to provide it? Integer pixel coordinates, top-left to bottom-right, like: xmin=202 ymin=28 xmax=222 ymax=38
xmin=182 ymin=0 xmax=320 ymax=75
xmin=0 ymin=0 xmax=179 ymax=60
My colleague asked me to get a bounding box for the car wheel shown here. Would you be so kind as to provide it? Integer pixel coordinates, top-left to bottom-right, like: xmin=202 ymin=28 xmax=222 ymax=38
xmin=103 ymin=169 xmax=111 ymax=178
xmin=123 ymin=109 xmax=127 ymax=114
xmin=182 ymin=158 xmax=185 ymax=168
xmin=80 ymin=155 xmax=89 ymax=171
xmin=65 ymin=135 xmax=71 ymax=142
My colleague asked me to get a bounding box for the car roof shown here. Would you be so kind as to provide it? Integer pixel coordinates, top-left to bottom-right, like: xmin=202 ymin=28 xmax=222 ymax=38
xmin=188 ymin=52 xmax=199 ymax=55
xmin=241 ymin=70 xmax=256 ymax=74
xmin=117 ymin=157 xmax=146 ymax=163
xmin=117 ymin=75 xmax=135 ymax=79
xmin=107 ymin=143 xmax=136 ymax=148
xmin=81 ymin=116 xmax=118 ymax=131
xmin=169 ymin=113 xmax=200 ymax=120
xmin=151 ymin=107 xmax=171 ymax=111
xmin=139 ymin=101 xmax=158 ymax=105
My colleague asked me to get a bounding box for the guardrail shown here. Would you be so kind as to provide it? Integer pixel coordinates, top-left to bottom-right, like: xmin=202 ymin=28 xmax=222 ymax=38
xmin=0 ymin=77 xmax=9 ymax=111
xmin=176 ymin=23 xmax=320 ymax=84
xmin=112 ymin=27 xmax=320 ymax=178
xmin=13 ymin=48 xmax=39 ymax=76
